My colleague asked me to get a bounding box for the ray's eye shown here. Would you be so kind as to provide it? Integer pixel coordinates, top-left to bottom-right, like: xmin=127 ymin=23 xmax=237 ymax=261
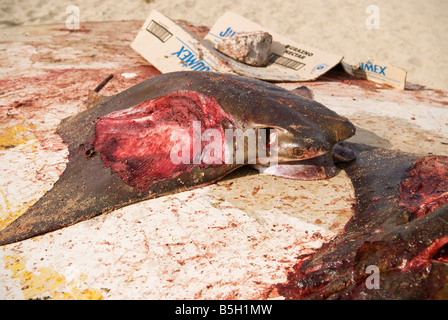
xmin=262 ymin=128 xmax=278 ymax=147
xmin=221 ymin=118 xmax=234 ymax=129
xmin=293 ymin=148 xmax=304 ymax=156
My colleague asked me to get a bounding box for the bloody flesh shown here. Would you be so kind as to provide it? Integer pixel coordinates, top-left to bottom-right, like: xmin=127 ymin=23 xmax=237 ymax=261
xmin=93 ymin=90 xmax=236 ymax=191
xmin=276 ymin=144 xmax=448 ymax=299
xmin=398 ymin=156 xmax=448 ymax=219
xmin=0 ymin=71 xmax=356 ymax=247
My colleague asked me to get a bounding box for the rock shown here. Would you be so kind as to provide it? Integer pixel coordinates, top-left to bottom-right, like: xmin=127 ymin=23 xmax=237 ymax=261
xmin=216 ymin=31 xmax=273 ymax=67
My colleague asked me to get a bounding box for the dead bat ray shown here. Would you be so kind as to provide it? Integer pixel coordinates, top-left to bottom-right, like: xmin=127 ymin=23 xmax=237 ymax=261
xmin=277 ymin=143 xmax=448 ymax=300
xmin=0 ymin=71 xmax=355 ymax=246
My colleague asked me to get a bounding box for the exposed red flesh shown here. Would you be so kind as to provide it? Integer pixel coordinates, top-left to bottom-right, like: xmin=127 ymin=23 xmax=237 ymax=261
xmin=398 ymin=156 xmax=448 ymax=218
xmin=93 ymin=90 xmax=235 ymax=191
xmin=276 ymin=146 xmax=448 ymax=300
xmin=406 ymin=236 xmax=448 ymax=269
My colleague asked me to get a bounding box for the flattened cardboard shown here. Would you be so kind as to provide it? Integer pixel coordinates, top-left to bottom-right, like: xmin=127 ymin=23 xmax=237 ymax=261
xmin=205 ymin=12 xmax=343 ymax=81
xmin=342 ymin=59 xmax=407 ymax=90
xmin=132 ymin=11 xmax=405 ymax=88
xmin=131 ymin=10 xmax=343 ymax=82
xmin=131 ymin=10 xmax=234 ymax=75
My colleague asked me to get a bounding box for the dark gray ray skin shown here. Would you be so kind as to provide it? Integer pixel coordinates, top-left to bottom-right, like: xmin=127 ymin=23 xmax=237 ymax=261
xmin=0 ymin=71 xmax=355 ymax=246
xmin=250 ymin=86 xmax=356 ymax=179
xmin=276 ymin=143 xmax=448 ymax=300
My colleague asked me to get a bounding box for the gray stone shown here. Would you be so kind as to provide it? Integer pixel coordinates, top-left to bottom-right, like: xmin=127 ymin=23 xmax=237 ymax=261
xmin=216 ymin=31 xmax=273 ymax=67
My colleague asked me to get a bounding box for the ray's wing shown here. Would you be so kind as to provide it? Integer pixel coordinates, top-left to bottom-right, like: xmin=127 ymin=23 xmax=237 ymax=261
xmin=0 ymin=77 xmax=241 ymax=246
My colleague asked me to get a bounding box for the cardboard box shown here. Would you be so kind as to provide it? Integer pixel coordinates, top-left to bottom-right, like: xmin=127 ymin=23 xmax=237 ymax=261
xmin=131 ymin=10 xmax=343 ymax=82
xmin=204 ymin=12 xmax=343 ymax=81
xmin=342 ymin=59 xmax=407 ymax=90
xmin=132 ymin=10 xmax=406 ymax=88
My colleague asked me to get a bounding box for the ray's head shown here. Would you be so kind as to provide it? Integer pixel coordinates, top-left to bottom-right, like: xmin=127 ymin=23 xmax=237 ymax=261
xmin=264 ymin=112 xmax=356 ymax=163
xmin=249 ymin=91 xmax=356 ymax=164
xmin=271 ymin=125 xmax=332 ymax=163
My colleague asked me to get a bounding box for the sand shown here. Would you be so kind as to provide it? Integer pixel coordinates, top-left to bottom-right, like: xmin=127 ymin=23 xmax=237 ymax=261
xmin=0 ymin=0 xmax=447 ymax=90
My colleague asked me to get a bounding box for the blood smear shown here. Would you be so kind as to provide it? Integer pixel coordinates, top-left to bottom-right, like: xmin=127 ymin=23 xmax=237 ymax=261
xmin=93 ymin=90 xmax=235 ymax=191
xmin=398 ymin=156 xmax=448 ymax=219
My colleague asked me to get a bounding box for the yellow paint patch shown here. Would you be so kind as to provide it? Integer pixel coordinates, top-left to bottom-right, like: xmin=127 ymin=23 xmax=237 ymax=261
xmin=0 ymin=126 xmax=32 ymax=150
xmin=0 ymin=190 xmax=36 ymax=230
xmin=3 ymin=255 xmax=103 ymax=300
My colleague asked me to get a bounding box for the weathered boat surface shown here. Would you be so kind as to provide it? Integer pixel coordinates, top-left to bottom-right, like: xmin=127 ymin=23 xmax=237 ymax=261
xmin=0 ymin=21 xmax=447 ymax=299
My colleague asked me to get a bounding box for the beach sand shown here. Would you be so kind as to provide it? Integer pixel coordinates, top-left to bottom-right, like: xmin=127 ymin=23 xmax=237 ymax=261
xmin=0 ymin=0 xmax=447 ymax=90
